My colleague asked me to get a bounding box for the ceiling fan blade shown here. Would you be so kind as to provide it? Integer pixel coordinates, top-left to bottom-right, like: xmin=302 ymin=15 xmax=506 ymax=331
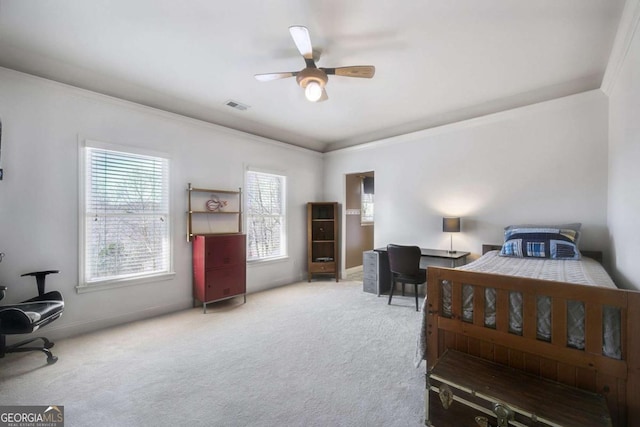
xmin=289 ymin=26 xmax=314 ymax=60
xmin=321 ymin=66 xmax=375 ymax=78
xmin=254 ymin=72 xmax=297 ymax=82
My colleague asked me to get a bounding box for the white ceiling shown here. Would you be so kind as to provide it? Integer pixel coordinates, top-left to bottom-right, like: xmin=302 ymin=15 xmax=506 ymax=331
xmin=0 ymin=0 xmax=625 ymax=152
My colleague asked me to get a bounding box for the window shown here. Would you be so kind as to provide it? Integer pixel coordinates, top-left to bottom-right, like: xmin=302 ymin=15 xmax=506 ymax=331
xmin=361 ymin=177 xmax=374 ymax=224
xmin=81 ymin=142 xmax=171 ymax=288
xmin=245 ymin=169 xmax=287 ymax=261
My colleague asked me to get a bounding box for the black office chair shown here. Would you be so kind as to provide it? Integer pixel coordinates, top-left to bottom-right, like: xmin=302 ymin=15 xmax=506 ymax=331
xmin=387 ymin=244 xmax=426 ymax=311
xmin=0 ymin=267 xmax=65 ymax=365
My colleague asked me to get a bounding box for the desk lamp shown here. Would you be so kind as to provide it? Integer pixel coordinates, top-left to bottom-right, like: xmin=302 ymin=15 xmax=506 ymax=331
xmin=443 ymin=217 xmax=461 ymax=253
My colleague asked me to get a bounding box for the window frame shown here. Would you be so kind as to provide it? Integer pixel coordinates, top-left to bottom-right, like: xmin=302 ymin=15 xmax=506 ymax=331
xmin=77 ymin=139 xmax=174 ymax=293
xmin=244 ymin=167 xmax=288 ymax=263
xmin=361 ymin=181 xmax=374 ymax=225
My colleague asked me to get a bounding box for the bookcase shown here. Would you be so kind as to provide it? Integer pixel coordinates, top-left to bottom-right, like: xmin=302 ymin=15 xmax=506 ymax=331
xmin=188 ymin=183 xmax=246 ymax=312
xmin=307 ymin=202 xmax=339 ymax=282
xmin=187 ymin=183 xmax=242 ymax=241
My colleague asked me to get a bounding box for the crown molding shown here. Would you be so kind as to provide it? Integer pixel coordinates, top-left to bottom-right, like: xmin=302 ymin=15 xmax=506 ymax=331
xmin=0 ymin=66 xmax=322 ymax=157
xmin=601 ymin=0 xmax=640 ymax=95
xmin=324 ymin=90 xmax=603 ymax=157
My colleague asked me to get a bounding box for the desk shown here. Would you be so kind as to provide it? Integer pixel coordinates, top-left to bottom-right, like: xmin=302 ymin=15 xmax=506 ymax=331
xmin=392 ymin=247 xmax=470 ymax=268
xmin=363 ymin=247 xmax=470 ymax=296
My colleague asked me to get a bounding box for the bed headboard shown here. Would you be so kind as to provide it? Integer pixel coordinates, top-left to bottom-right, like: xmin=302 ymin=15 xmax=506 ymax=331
xmin=482 ymin=244 xmax=603 ymax=264
xmin=482 ymin=244 xmax=502 ymax=254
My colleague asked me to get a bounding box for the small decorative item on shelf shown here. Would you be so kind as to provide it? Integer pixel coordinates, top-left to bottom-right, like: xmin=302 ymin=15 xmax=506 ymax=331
xmin=318 ymin=226 xmax=325 ymax=240
xmin=206 ymin=196 xmax=228 ymax=212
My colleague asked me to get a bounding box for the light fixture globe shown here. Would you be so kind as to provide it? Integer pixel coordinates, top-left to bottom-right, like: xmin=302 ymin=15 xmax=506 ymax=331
xmin=296 ymin=67 xmax=327 ymax=102
xmin=305 ymin=81 xmax=323 ymax=102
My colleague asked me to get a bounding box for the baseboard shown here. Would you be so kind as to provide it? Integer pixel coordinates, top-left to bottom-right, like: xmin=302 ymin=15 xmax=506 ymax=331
xmin=16 ymin=299 xmax=193 ymax=343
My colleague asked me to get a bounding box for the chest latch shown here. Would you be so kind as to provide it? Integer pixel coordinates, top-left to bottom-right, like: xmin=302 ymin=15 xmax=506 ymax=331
xmin=493 ymin=402 xmax=514 ymax=427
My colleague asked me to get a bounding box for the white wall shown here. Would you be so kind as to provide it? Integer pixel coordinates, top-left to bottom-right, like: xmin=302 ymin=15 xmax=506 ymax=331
xmin=324 ymin=91 xmax=610 ymax=274
xmin=0 ymin=67 xmax=323 ymax=339
xmin=607 ymin=1 xmax=640 ymax=291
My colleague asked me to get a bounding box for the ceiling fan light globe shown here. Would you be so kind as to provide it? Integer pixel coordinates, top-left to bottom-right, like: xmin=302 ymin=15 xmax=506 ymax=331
xmin=305 ymin=81 xmax=323 ymax=102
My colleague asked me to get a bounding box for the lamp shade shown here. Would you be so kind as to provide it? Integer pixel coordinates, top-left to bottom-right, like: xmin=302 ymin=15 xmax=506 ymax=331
xmin=443 ymin=217 xmax=461 ymax=233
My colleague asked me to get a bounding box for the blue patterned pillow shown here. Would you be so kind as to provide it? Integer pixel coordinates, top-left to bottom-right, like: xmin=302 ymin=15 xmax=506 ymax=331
xmin=499 ymin=226 xmax=581 ymax=260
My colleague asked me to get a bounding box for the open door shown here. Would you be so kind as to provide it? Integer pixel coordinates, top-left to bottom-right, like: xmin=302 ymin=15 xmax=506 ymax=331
xmin=345 ymin=171 xmax=374 ymax=269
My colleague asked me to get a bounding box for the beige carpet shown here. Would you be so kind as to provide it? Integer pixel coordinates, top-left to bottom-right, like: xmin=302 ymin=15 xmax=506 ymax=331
xmin=345 ymin=266 xmax=364 ymax=282
xmin=0 ymin=279 xmax=425 ymax=426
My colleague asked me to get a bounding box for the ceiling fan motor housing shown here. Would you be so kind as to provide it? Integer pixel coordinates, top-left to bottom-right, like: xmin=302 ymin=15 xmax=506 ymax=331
xmin=296 ymin=67 xmax=328 ymax=89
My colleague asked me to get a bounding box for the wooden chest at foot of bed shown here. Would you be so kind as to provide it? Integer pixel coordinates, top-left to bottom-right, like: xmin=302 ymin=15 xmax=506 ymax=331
xmin=426 ymin=350 xmax=611 ymax=427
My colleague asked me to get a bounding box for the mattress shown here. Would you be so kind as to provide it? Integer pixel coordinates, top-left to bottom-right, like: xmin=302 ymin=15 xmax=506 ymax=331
xmin=415 ymin=251 xmax=620 ymax=366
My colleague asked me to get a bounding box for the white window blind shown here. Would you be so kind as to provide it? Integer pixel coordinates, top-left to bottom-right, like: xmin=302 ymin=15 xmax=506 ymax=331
xmin=361 ymin=192 xmax=374 ymax=224
xmin=84 ymin=146 xmax=170 ymax=284
xmin=361 ymin=177 xmax=374 ymax=224
xmin=246 ymin=170 xmax=286 ymax=261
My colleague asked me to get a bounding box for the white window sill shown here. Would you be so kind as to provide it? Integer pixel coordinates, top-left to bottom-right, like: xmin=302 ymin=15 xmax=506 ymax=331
xmin=247 ymin=255 xmax=289 ymax=266
xmin=76 ymin=272 xmax=176 ymax=294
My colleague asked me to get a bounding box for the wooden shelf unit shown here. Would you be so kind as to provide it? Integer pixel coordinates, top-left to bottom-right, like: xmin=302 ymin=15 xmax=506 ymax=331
xmin=307 ymin=202 xmax=339 ymax=282
xmin=187 ymin=183 xmax=242 ymax=241
xmin=188 ymin=183 xmax=246 ymax=312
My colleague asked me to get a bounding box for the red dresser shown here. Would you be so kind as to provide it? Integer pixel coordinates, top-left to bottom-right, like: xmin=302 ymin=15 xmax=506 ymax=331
xmin=193 ymin=234 xmax=246 ymax=313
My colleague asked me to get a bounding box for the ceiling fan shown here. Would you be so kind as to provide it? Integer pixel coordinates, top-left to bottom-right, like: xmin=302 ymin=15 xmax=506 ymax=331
xmin=254 ymin=26 xmax=375 ymax=102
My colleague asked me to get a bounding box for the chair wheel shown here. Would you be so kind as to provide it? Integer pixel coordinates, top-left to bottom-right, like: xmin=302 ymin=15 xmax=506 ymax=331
xmin=47 ymin=355 xmax=58 ymax=365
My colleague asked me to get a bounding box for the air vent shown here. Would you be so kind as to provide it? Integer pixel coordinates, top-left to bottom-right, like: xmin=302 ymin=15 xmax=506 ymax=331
xmin=224 ymin=100 xmax=250 ymax=111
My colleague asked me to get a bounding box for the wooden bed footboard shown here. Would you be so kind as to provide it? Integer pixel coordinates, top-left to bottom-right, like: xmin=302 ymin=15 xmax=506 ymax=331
xmin=425 ymin=266 xmax=640 ymax=426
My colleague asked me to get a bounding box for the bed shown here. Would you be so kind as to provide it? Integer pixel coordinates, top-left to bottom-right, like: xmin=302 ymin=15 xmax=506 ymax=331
xmin=417 ymin=225 xmax=640 ymax=426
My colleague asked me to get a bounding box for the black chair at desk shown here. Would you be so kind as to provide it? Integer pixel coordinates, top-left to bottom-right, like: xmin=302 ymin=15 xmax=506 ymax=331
xmin=387 ymin=244 xmax=426 ymax=311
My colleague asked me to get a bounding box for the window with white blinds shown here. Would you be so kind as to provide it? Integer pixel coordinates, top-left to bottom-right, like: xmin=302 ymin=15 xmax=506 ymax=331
xmin=361 ymin=191 xmax=374 ymax=224
xmin=361 ymin=176 xmax=374 ymax=224
xmin=246 ymin=170 xmax=287 ymax=261
xmin=82 ymin=145 xmax=170 ymax=285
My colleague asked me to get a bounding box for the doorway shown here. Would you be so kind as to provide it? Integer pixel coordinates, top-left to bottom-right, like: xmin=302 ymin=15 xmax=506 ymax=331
xmin=345 ymin=171 xmax=374 ymax=270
